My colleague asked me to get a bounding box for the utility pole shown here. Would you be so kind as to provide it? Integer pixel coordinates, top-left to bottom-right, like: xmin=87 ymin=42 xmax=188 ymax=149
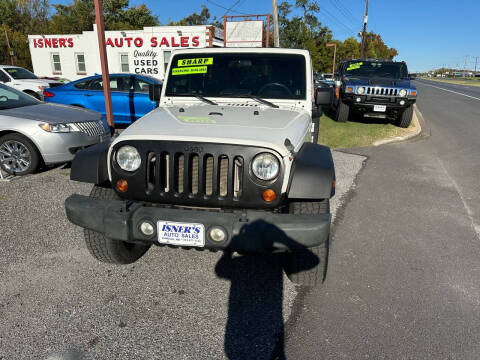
xmin=360 ymin=0 xmax=369 ymax=58
xmin=474 ymin=56 xmax=479 ymax=75
xmin=272 ymin=0 xmax=280 ymax=47
xmin=93 ymin=0 xmax=114 ymax=132
xmin=4 ymin=28 xmax=14 ymax=65
xmin=326 ymin=43 xmax=337 ymax=80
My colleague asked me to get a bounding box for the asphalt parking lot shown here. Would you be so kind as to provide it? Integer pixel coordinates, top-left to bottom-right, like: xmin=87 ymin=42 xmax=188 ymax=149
xmin=0 ymin=150 xmax=364 ymax=360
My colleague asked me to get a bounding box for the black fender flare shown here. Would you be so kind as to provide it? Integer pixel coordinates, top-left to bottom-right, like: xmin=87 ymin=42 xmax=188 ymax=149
xmin=70 ymin=140 xmax=110 ymax=184
xmin=287 ymin=142 xmax=336 ymax=200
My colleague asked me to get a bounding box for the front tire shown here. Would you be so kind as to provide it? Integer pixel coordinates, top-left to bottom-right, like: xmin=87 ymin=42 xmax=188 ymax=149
xmin=396 ymin=105 xmax=413 ymax=128
xmin=283 ymin=199 xmax=330 ymax=286
xmin=0 ymin=133 xmax=40 ymax=175
xmin=84 ymin=185 xmax=151 ymax=264
xmin=335 ymin=100 xmax=349 ymax=123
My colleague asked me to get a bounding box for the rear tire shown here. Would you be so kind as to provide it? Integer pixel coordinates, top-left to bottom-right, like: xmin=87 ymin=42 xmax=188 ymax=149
xmin=283 ymin=199 xmax=330 ymax=286
xmin=84 ymin=185 xmax=151 ymax=264
xmin=396 ymin=105 xmax=413 ymax=128
xmin=335 ymin=100 xmax=349 ymax=123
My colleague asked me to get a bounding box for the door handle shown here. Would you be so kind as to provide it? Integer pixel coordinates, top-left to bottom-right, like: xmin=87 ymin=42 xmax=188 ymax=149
xmin=84 ymin=94 xmax=93 ymax=97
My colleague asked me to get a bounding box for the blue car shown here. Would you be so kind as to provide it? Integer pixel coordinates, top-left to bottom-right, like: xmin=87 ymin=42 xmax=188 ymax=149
xmin=43 ymin=74 xmax=162 ymax=124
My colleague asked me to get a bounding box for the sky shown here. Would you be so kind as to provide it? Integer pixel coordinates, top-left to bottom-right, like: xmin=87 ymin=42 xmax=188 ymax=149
xmin=60 ymin=0 xmax=480 ymax=72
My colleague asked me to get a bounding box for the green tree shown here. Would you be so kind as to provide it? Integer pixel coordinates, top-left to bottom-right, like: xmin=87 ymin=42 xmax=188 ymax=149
xmin=168 ymin=5 xmax=222 ymax=27
xmin=363 ymin=32 xmax=398 ymax=59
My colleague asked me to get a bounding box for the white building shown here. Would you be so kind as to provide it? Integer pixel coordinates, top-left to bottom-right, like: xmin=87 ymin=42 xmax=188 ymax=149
xmin=28 ymin=24 xmax=223 ymax=81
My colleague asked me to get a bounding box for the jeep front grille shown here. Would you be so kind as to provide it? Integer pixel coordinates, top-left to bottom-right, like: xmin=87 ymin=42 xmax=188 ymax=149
xmin=146 ymin=151 xmax=244 ymax=200
xmin=365 ymin=87 xmax=398 ymax=96
xmin=111 ymin=141 xmax=283 ymax=208
xmin=74 ymin=121 xmax=105 ymax=136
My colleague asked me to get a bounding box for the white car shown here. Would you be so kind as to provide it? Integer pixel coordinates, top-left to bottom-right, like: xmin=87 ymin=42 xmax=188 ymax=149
xmin=0 ymin=66 xmax=63 ymax=100
xmin=65 ymin=48 xmax=335 ymax=286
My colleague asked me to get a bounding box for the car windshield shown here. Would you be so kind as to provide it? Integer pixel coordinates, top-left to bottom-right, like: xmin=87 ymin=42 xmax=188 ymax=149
xmin=165 ymin=53 xmax=306 ymax=100
xmin=4 ymin=67 xmax=38 ymax=80
xmin=344 ymin=61 xmax=408 ymax=79
xmin=0 ymin=83 xmax=40 ymax=110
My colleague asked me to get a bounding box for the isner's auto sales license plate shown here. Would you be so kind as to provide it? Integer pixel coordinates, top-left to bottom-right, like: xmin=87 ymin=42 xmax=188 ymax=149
xmin=374 ymin=105 xmax=387 ymax=112
xmin=157 ymin=221 xmax=205 ymax=247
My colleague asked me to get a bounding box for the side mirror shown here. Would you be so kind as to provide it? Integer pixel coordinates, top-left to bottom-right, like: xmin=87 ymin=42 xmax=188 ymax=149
xmin=149 ymin=83 xmax=162 ymax=102
xmin=315 ymin=87 xmax=333 ymax=106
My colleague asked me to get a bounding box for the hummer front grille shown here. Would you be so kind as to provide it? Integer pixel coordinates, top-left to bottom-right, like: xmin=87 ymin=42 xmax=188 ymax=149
xmin=365 ymin=87 xmax=398 ymax=96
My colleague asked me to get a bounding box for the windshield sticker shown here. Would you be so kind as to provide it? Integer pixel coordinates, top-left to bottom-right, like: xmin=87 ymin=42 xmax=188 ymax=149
xmin=172 ymin=66 xmax=208 ymax=75
xmin=347 ymin=62 xmax=363 ymax=71
xmin=178 ymin=115 xmax=216 ymax=124
xmin=177 ymin=58 xmax=213 ymax=67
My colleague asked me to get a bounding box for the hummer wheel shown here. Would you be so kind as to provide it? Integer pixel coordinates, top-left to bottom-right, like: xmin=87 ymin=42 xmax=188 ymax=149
xmin=396 ymin=105 xmax=413 ymax=128
xmin=335 ymin=100 xmax=349 ymax=123
xmin=84 ymin=185 xmax=151 ymax=264
xmin=283 ymin=199 xmax=330 ymax=286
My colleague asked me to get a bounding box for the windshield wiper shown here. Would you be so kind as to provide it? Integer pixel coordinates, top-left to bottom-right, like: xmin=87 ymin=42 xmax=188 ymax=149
xmin=223 ymin=94 xmax=279 ymax=108
xmin=172 ymin=93 xmax=217 ymax=105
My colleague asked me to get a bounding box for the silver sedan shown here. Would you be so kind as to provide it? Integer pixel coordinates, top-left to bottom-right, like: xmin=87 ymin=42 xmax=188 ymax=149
xmin=0 ymin=83 xmax=110 ymax=175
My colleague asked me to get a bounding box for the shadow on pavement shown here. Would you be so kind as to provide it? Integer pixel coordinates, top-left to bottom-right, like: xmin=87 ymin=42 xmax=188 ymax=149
xmin=215 ymin=220 xmax=319 ymax=360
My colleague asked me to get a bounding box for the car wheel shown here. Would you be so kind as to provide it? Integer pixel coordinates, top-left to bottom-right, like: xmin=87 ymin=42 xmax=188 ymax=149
xmin=283 ymin=199 xmax=330 ymax=286
xmin=0 ymin=133 xmax=40 ymax=175
xmin=84 ymin=185 xmax=151 ymax=264
xmin=335 ymin=100 xmax=349 ymax=123
xmin=396 ymin=105 xmax=413 ymax=128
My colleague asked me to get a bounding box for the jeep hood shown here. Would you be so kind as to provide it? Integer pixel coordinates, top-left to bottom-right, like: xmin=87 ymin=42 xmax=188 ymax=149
xmin=114 ymin=104 xmax=310 ymax=157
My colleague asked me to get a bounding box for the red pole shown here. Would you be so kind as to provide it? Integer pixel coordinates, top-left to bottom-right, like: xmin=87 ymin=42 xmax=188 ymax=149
xmin=94 ymin=0 xmax=114 ymax=131
xmin=223 ymin=16 xmax=227 ymax=47
xmin=266 ymin=14 xmax=270 ymax=48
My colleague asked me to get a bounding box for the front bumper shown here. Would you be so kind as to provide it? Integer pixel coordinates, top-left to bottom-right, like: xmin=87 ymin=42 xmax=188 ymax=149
xmin=65 ymin=195 xmax=331 ymax=253
xmin=40 ymin=132 xmax=110 ymax=165
xmin=343 ymin=94 xmax=416 ymax=112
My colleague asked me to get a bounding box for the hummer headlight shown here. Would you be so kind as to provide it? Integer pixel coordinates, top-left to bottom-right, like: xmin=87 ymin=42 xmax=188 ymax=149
xmin=116 ymin=145 xmax=141 ymax=172
xmin=356 ymin=87 xmax=365 ymax=95
xmin=251 ymin=153 xmax=280 ymax=181
xmin=399 ymin=89 xmax=407 ymax=97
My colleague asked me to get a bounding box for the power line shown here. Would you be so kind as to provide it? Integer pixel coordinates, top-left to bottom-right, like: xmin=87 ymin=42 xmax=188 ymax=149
xmin=329 ymin=0 xmax=359 ymax=27
xmin=205 ymin=0 xmax=250 ymax=16
xmin=223 ymin=0 xmax=242 ymax=16
xmin=320 ymin=6 xmax=356 ymax=34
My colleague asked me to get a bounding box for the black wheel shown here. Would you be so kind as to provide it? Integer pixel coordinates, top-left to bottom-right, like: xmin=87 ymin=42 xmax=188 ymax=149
xmin=283 ymin=199 xmax=330 ymax=286
xmin=84 ymin=185 xmax=151 ymax=264
xmin=24 ymin=90 xmax=41 ymax=100
xmin=335 ymin=100 xmax=349 ymax=123
xmin=0 ymin=133 xmax=40 ymax=175
xmin=396 ymin=105 xmax=413 ymax=128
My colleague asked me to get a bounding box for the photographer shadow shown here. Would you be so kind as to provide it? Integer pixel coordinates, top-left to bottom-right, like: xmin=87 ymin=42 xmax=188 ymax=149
xmin=215 ymin=220 xmax=319 ymax=360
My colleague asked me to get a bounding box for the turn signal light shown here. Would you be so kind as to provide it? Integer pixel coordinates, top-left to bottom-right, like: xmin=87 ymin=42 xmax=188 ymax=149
xmin=411 ymin=91 xmax=416 ymax=96
xmin=262 ymin=189 xmax=276 ymax=202
xmin=346 ymin=87 xmax=354 ymax=93
xmin=116 ymin=179 xmax=128 ymax=192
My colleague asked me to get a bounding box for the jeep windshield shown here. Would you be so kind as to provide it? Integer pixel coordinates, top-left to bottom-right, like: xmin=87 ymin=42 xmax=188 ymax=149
xmin=165 ymin=53 xmax=306 ymax=100
xmin=344 ymin=61 xmax=408 ymax=79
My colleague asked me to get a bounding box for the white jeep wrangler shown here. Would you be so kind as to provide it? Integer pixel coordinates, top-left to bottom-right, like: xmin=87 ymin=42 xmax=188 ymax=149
xmin=65 ymin=48 xmax=335 ymax=286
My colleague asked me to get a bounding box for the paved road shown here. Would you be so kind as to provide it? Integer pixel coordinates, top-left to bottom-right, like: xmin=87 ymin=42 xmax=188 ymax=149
xmin=416 ymin=78 xmax=480 ymax=99
xmin=284 ymin=81 xmax=480 ymax=358
xmin=0 ymin=151 xmax=364 ymax=360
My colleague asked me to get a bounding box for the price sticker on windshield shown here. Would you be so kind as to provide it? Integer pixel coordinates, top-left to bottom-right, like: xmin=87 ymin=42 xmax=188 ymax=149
xmin=347 ymin=62 xmax=363 ymax=71
xmin=172 ymin=66 xmax=208 ymax=75
xmin=177 ymin=58 xmax=213 ymax=66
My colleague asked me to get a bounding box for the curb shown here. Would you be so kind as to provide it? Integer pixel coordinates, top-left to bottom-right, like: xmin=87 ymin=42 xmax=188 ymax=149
xmin=372 ymin=104 xmax=423 ymax=146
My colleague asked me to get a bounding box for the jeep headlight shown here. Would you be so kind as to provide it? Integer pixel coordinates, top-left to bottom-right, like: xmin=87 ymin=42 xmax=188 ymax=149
xmin=116 ymin=145 xmax=141 ymax=172
xmin=251 ymin=153 xmax=280 ymax=181
xmin=399 ymin=89 xmax=407 ymax=97
xmin=356 ymin=87 xmax=365 ymax=95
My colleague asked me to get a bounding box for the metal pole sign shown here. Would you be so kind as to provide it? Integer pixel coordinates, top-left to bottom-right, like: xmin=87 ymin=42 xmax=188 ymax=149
xmin=93 ymin=0 xmax=115 ymax=132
